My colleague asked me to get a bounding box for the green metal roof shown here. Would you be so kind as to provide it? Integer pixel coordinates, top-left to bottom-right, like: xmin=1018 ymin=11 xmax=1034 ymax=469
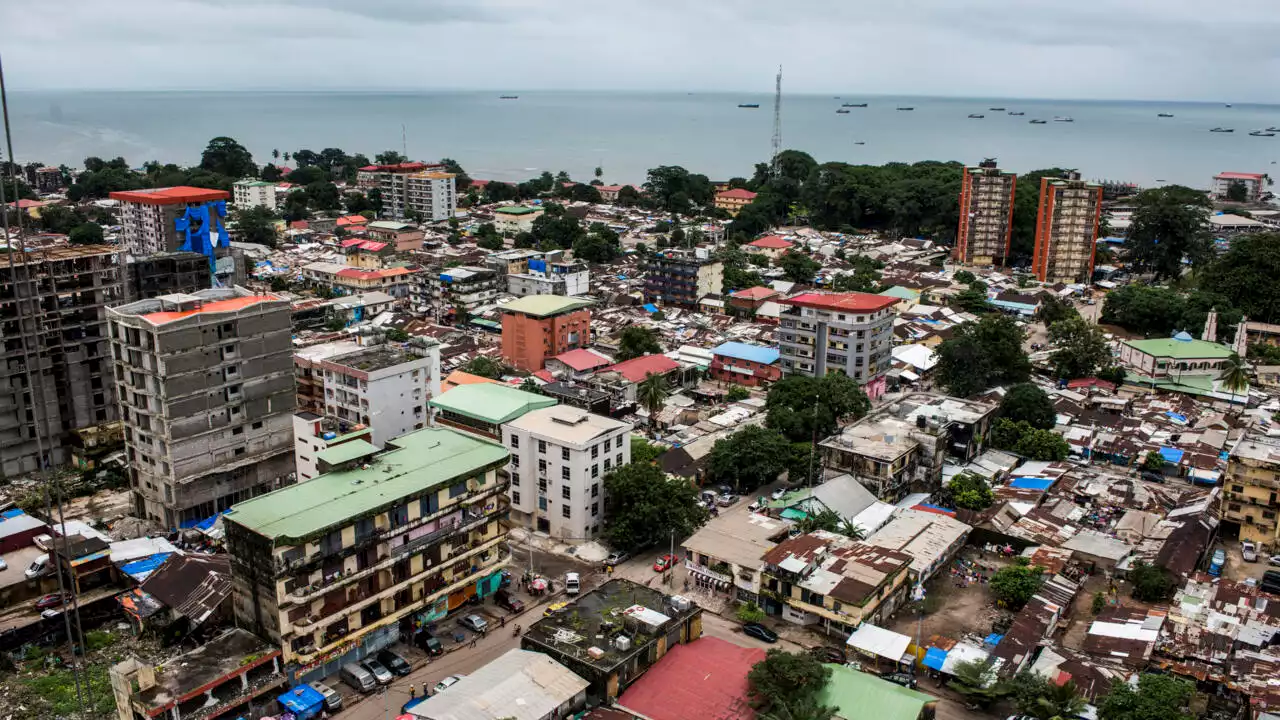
xmin=235 ymin=180 xmax=274 ymax=187
xmin=818 ymin=664 xmax=935 ymax=720
xmin=879 ymin=286 xmax=921 ymax=301
xmin=225 ymin=427 xmax=507 ymax=542
xmin=495 ymin=206 xmax=538 ymax=215
xmin=429 ymin=383 xmax=557 ymax=425
xmin=500 ymin=295 xmax=593 ymax=318
xmin=315 ymin=438 xmax=378 ymax=466
xmin=1123 ymin=337 xmax=1234 ymax=360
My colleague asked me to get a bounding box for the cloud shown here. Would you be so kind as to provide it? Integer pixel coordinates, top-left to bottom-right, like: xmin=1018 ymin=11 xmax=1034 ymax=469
xmin=4 ymin=0 xmax=1280 ymax=101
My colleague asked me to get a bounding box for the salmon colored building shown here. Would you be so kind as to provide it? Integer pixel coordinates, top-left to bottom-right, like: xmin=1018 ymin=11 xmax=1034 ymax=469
xmin=1031 ymin=172 xmax=1104 ymax=285
xmin=500 ymin=295 xmax=593 ymax=372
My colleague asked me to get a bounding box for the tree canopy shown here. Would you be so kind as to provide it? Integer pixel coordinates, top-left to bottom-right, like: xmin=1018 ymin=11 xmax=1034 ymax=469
xmin=1049 ymin=315 xmax=1111 ymax=379
xmin=462 ymin=356 xmax=505 ymax=379
xmin=1123 ymin=185 xmax=1213 ymax=280
xmin=830 ymin=255 xmax=883 ymax=293
xmin=615 ymin=327 xmax=663 ymax=361
xmin=643 ymin=165 xmax=714 ymax=220
xmin=765 ymin=374 xmax=871 ymax=442
xmin=990 ymin=560 xmax=1045 ymax=610
xmin=1009 ymin=672 xmax=1087 ymax=720
xmin=707 ymin=426 xmax=793 ymax=493
xmin=934 ymin=315 xmax=1030 ymax=397
xmin=200 ymin=136 xmax=257 ymax=178
xmin=602 ymin=463 xmax=708 ymax=552
xmin=1101 ymin=285 xmax=1240 ymax=339
xmin=68 ymin=222 xmax=104 ymax=245
xmin=946 ymin=472 xmax=995 ymax=511
xmin=1129 ymin=561 xmax=1173 ymax=602
xmin=1198 ymin=232 xmax=1280 ymax=324
xmin=572 ymin=223 xmax=622 ymax=263
xmin=999 ymin=383 xmax=1057 ymax=430
xmin=990 ymin=418 xmax=1070 ymax=461
xmin=1098 ymin=673 xmax=1194 ymax=720
xmin=778 ymin=251 xmax=822 ymax=283
xmin=747 ymin=649 xmax=833 ymax=716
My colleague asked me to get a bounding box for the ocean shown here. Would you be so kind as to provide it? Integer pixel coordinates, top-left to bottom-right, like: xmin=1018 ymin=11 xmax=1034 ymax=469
xmin=6 ymin=90 xmax=1280 ymax=189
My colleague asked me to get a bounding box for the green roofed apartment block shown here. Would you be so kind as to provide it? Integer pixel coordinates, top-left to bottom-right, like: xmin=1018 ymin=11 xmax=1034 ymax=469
xmin=494 ymin=205 xmax=545 ymax=234
xmin=429 ymin=383 xmax=557 ymax=438
xmin=818 ymin=663 xmax=937 ymax=720
xmin=224 ymin=425 xmax=511 ymax=679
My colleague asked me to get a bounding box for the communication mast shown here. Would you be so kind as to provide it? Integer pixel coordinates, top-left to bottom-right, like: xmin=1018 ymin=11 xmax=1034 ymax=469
xmin=770 ymin=66 xmax=783 ymax=175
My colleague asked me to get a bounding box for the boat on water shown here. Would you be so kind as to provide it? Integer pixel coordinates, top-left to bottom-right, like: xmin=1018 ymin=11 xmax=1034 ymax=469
xmin=1210 ymin=127 xmax=1235 ymax=133
xmin=1267 ymin=126 xmax=1280 ymax=132
xmin=836 ymin=109 xmax=850 ymax=114
xmin=968 ymin=114 xmax=985 ymax=119
xmin=989 ymin=107 xmax=1006 ymax=111
xmin=1157 ymin=113 xmax=1174 ymax=118
xmin=1226 ymin=103 xmax=1233 ymax=108
xmin=1054 ymin=116 xmax=1074 ymax=122
xmin=1029 ymin=119 xmax=1047 ymax=124
xmin=499 ymin=95 xmax=519 ymax=99
xmin=1008 ymin=111 xmax=1025 ymax=116
xmin=897 ymin=107 xmax=914 ymax=111
xmin=854 ymin=142 xmax=866 ymax=145
xmin=842 ymin=103 xmax=868 ymax=107
xmin=738 ymin=103 xmax=760 ymax=108
xmin=1250 ymin=130 xmax=1276 ymax=137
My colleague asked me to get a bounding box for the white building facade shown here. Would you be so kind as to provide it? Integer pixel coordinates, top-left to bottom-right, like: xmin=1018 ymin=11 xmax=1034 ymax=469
xmin=233 ymin=180 xmax=278 ymax=211
xmin=501 ymin=406 xmax=631 ymax=540
xmin=320 ymin=341 xmax=442 ymax=447
xmin=381 ymin=171 xmax=457 ymax=221
xmin=507 ymin=261 xmax=590 ymax=297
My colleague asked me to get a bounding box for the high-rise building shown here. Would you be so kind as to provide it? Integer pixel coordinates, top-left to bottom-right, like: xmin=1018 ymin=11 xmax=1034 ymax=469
xmin=107 ymin=288 xmax=296 ymax=528
xmin=224 ymin=426 xmax=510 ymax=680
xmin=233 ymin=180 xmax=278 ymax=211
xmin=956 ymin=160 xmax=1017 ymax=266
xmin=123 ymin=251 xmax=211 ymax=303
xmin=1032 ymin=172 xmax=1103 ymax=285
xmin=0 ymin=245 xmax=123 ymax=476
xmin=500 ymin=295 xmax=593 ymax=372
xmin=109 ymin=186 xmax=231 ymax=257
xmin=317 ymin=340 xmax=441 ymax=447
xmin=421 ymin=266 xmax=501 ymax=319
xmin=380 ymin=171 xmax=457 ymax=221
xmin=354 ymin=161 xmax=444 ymax=191
xmin=776 ymin=292 xmax=897 ymax=400
xmin=502 ymin=405 xmax=631 ymax=540
xmin=1222 ymin=432 xmax=1280 ymax=548
xmin=643 ymin=250 xmax=724 ymax=308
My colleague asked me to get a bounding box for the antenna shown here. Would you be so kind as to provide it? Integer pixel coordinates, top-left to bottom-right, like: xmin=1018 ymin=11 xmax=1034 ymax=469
xmin=402 ymin=123 xmax=408 ymax=159
xmin=771 ymin=65 xmax=783 ymax=175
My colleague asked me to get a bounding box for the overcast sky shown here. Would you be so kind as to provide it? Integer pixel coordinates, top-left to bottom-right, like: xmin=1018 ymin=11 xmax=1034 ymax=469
xmin=6 ymin=0 xmax=1280 ymax=101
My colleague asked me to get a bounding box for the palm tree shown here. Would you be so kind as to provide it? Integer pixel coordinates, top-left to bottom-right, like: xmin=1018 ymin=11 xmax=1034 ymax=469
xmin=1028 ymin=680 xmax=1086 ymax=720
xmin=1218 ymin=351 xmax=1249 ymax=414
xmin=283 ymin=151 xmax=291 ymax=164
xmin=594 ymin=166 xmax=603 ymax=180
xmin=518 ymin=378 xmax=540 ymax=394
xmin=759 ymin=696 xmax=836 ymax=720
xmin=272 ymin=148 xmax=280 ymax=161
xmin=636 ymin=372 xmax=671 ymax=427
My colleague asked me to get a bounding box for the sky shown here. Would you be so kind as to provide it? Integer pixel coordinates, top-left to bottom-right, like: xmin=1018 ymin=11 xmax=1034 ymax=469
xmin=6 ymin=0 xmax=1280 ymax=102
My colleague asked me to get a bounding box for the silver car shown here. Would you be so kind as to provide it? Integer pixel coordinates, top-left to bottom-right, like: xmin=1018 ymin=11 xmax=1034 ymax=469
xmin=360 ymin=659 xmax=393 ymax=685
xmin=434 ymin=675 xmax=465 ymax=694
xmin=460 ymin=614 xmax=489 ymax=633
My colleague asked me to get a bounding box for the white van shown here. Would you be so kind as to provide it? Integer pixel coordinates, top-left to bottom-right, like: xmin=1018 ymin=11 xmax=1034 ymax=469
xmin=340 ymin=663 xmax=377 ymax=694
xmin=565 ymin=572 xmax=580 ymax=595
xmin=25 ymin=555 xmax=50 ymax=580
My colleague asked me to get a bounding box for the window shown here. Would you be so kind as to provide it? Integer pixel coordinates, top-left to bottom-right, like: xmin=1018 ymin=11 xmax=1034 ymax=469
xmin=449 ymin=482 xmax=466 ymax=497
xmin=592 ymin=483 xmax=600 ymax=498
xmin=591 ymin=445 xmax=599 ymax=459
xmin=510 ymin=435 xmax=519 ymax=448
xmin=561 ymin=448 xmax=570 ymax=461
xmin=420 ymin=493 xmax=438 ymax=516
xmin=511 ymin=473 xmax=520 ymax=487
xmin=252 ymin=421 xmax=263 ymax=430
xmin=592 ymin=502 xmax=599 ymax=516
xmin=561 ymin=467 xmax=570 ymax=480
xmin=561 ymin=505 xmax=571 ymax=518
xmin=538 ymin=459 xmax=547 ymax=473
xmin=512 ymin=491 xmax=521 ymax=504
xmin=511 ymin=455 xmax=520 ymax=467
xmin=538 ymin=440 xmax=547 ymax=454
xmin=616 ymin=453 xmax=623 ymax=466
xmin=1232 ymin=484 xmax=1245 ymax=493
xmin=539 ymin=497 xmax=547 ymax=510
xmin=592 ymin=465 xmax=600 ymax=478
xmin=232 ymin=426 xmax=244 ymax=436
xmin=604 ymin=458 xmax=611 ymax=470
xmin=561 ymin=486 xmax=571 ymax=500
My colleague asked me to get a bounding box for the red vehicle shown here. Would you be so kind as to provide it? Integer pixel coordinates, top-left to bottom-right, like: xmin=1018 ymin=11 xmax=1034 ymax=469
xmin=653 ymin=554 xmax=676 ymax=572
xmin=34 ymin=593 xmax=63 ymax=610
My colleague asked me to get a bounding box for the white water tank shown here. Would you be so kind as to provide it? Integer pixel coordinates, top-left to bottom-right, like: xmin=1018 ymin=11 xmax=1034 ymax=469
xmin=615 ymin=635 xmax=632 ymax=651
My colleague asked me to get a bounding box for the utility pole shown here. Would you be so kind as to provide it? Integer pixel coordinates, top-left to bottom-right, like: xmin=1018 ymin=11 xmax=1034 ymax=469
xmin=770 ymin=65 xmax=783 ymax=177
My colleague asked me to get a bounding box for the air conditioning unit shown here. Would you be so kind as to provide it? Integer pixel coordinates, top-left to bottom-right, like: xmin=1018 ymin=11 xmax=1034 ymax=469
xmin=614 ymin=636 xmax=632 ymax=651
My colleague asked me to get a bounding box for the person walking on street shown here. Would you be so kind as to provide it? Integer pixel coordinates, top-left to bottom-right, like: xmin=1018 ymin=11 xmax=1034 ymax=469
xmin=410 ymin=684 xmax=416 ymax=699
xmin=500 ymin=615 xmax=506 ymax=628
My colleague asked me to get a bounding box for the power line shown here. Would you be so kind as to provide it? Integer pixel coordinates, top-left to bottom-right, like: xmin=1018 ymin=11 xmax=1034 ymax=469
xmin=770 ymin=65 xmax=783 ymax=176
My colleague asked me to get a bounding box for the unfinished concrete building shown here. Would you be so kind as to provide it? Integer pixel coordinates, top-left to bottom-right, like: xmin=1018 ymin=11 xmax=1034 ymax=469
xmin=124 ymin=251 xmax=212 ymax=303
xmin=108 ymin=288 xmax=296 ymax=528
xmin=0 ymin=245 xmax=124 ymax=476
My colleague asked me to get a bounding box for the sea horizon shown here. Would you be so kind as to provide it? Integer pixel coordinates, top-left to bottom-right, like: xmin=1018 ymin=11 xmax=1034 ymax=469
xmin=8 ymin=89 xmax=1280 ymax=190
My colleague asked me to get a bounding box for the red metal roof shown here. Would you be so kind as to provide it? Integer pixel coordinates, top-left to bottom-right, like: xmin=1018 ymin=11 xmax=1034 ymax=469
xmin=335 ymin=267 xmax=411 ymax=279
xmin=336 ymin=215 xmax=368 ymax=226
xmin=141 ymin=295 xmax=277 ymax=325
xmin=1216 ymin=172 xmax=1265 ymax=180
xmin=617 ymin=637 xmax=765 ymax=720
xmin=730 ymin=286 xmax=779 ymax=300
xmin=340 ymin=237 xmax=366 ymax=248
xmin=748 ymin=235 xmax=793 ymax=249
xmin=782 ymin=291 xmax=898 ymax=313
xmin=716 ymin=188 xmax=757 ymax=200
xmin=605 ymin=354 xmax=679 ymax=383
xmin=552 ymin=348 xmax=612 ymax=372
xmin=109 ymin=186 xmax=230 ymax=205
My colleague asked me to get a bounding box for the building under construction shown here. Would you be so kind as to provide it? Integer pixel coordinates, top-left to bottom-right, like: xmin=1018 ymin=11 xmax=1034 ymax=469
xmin=107 ymin=287 xmax=297 ymax=528
xmin=0 ymin=245 xmax=124 ymax=476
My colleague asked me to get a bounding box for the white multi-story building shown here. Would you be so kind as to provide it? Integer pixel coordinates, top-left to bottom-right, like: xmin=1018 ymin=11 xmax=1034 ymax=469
xmin=777 ymin=291 xmax=898 ymax=400
xmin=381 ymin=171 xmax=457 ymax=221
xmin=233 ymin=180 xmax=278 ymax=211
xmin=110 ymin=186 xmax=232 ymax=257
xmin=319 ymin=340 xmax=441 ymax=447
xmin=1213 ymin=172 xmax=1265 ymax=202
xmin=291 ymin=412 xmax=373 ymax=482
xmin=501 ymin=406 xmax=631 ymax=540
xmin=508 ymin=260 xmax=590 ymax=297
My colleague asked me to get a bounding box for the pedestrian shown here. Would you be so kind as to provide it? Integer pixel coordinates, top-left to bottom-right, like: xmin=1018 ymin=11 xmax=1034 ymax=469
xmin=410 ymin=684 xmax=416 ymax=699
xmin=500 ymin=615 xmax=506 ymax=628
xmin=469 ymin=637 xmax=477 ymax=649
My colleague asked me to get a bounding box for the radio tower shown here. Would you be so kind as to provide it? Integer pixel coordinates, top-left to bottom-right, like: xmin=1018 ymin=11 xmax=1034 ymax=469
xmin=770 ymin=65 xmax=783 ymax=175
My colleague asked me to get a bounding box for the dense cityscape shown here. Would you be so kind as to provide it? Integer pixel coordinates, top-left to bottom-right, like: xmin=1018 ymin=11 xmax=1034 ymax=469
xmin=2 ymin=104 xmax=1280 ymax=720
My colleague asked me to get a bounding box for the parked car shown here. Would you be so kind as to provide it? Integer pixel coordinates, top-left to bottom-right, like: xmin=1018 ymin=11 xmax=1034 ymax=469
xmin=1243 ymin=542 xmax=1259 ymax=562
xmin=34 ymin=593 xmax=63 ymax=610
xmin=811 ymin=646 xmax=847 ymax=664
xmin=434 ymin=675 xmax=465 ymax=694
xmin=544 ymin=601 xmax=570 ymax=617
xmin=25 ymin=555 xmax=50 ymax=580
xmin=716 ymin=485 xmax=736 ymax=497
xmin=605 ymin=550 xmax=631 ymax=566
xmin=653 ymin=554 xmax=677 ymax=572
xmin=340 ymin=663 xmax=377 ymax=693
xmin=416 ymin=632 xmax=444 ymax=656
xmin=361 ymin=659 xmax=393 ymax=685
xmin=881 ymin=672 xmax=918 ymax=689
xmin=771 ymin=487 xmax=787 ymax=501
xmin=565 ymin=572 xmax=581 ymax=595
xmin=460 ymin=614 xmax=489 ymax=633
xmin=716 ymin=494 xmax=738 ymax=507
xmin=309 ymin=682 xmax=343 ymax=712
xmin=1270 ymin=555 xmax=1280 ymax=567
xmin=742 ymin=622 xmax=778 ymax=643
xmin=495 ymin=589 xmax=525 ymax=613
xmin=377 ymin=649 xmax=411 ymax=676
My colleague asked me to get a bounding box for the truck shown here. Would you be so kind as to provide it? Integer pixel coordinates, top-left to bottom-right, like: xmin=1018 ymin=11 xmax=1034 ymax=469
xmin=1209 ymin=548 xmax=1226 ymax=576
xmin=565 ymin=572 xmax=580 ymax=595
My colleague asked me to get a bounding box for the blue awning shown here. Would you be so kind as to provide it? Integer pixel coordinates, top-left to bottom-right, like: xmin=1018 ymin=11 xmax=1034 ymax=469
xmin=1009 ymin=477 xmax=1054 ymax=491
xmin=278 ymin=684 xmax=325 ymax=719
xmin=642 ymin=303 xmax=659 ymax=313
xmin=1159 ymin=447 xmax=1185 ymax=463
xmin=923 ymin=647 xmax=948 ymax=670
xmin=1165 ymin=412 xmax=1189 ymax=424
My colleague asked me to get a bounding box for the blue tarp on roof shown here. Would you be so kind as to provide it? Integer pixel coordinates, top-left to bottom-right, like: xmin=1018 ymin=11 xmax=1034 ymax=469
xmin=1165 ymin=412 xmax=1189 ymax=424
xmin=642 ymin=303 xmax=659 ymax=313
xmin=984 ymin=633 xmax=1004 ymax=647
xmin=193 ymin=510 xmax=229 ymax=532
xmin=923 ymin=647 xmax=948 ymax=671
xmin=1159 ymin=447 xmax=1185 ymax=463
xmin=119 ymin=553 xmax=173 ymax=582
xmin=278 ymin=684 xmax=326 ymax=720
xmin=1009 ymin=477 xmax=1054 ymax=491
xmin=0 ymin=509 xmax=25 ymax=519
xmin=712 ymin=341 xmax=781 ymax=365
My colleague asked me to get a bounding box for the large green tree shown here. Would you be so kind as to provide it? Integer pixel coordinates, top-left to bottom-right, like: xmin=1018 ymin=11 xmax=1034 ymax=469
xmin=67 ymin=222 xmax=104 ymax=245
xmin=200 ymin=136 xmax=257 ymax=178
xmin=643 ymin=165 xmax=714 ymax=225
xmin=231 ymin=206 xmax=279 ymax=247
xmin=945 ymin=472 xmax=995 ymax=511
xmin=1098 ymin=673 xmax=1194 ymax=720
xmin=1198 ymin=232 xmax=1280 ymax=323
xmin=1009 ymin=672 xmax=1088 ymax=720
xmin=831 ymin=255 xmax=883 ymax=292
xmin=615 ymin=327 xmax=663 ymax=361
xmin=778 ymin=251 xmax=822 ymax=283
xmin=1129 ymin=561 xmax=1173 ymax=602
xmin=765 ymin=374 xmax=871 ymax=442
xmin=934 ymin=315 xmax=1031 ymax=397
xmin=1049 ymin=315 xmax=1111 ymax=379
xmin=305 ymin=181 xmax=342 ymax=212
xmin=637 ymin=373 xmax=671 ymax=424
xmin=1124 ymin=185 xmax=1213 ymax=280
xmin=990 ymin=418 xmax=1070 ymax=461
xmin=947 ymin=660 xmax=1009 ymax=709
xmin=990 ymin=560 xmax=1045 ymax=610
xmin=999 ymin=383 xmax=1057 ymax=430
xmin=528 ymin=203 xmax=585 ymax=250
xmin=707 ymin=426 xmax=793 ymax=492
xmin=747 ymin=649 xmax=833 ymax=716
xmin=602 ymin=463 xmax=708 ymax=552
xmin=572 ymin=223 xmax=622 ymax=263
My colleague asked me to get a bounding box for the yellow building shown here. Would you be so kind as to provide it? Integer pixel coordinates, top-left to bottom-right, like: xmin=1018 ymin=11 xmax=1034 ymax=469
xmin=714 ymin=188 xmax=757 ymax=216
xmin=760 ymin=530 xmax=912 ymax=636
xmin=1223 ymin=433 xmax=1280 ymax=549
